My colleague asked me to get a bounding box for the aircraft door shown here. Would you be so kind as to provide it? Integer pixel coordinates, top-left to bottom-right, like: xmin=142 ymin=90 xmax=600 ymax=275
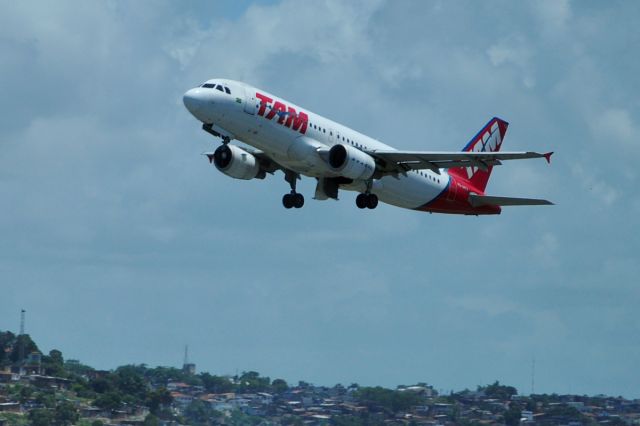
xmin=243 ymin=86 xmax=256 ymax=115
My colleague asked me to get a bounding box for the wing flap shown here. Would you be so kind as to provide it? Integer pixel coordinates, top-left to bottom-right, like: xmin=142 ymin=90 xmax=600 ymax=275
xmin=469 ymin=194 xmax=554 ymax=207
xmin=369 ymin=150 xmax=551 ymax=173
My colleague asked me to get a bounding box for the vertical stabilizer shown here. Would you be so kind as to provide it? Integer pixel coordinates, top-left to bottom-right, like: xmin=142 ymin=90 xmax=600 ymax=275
xmin=449 ymin=117 xmax=509 ymax=192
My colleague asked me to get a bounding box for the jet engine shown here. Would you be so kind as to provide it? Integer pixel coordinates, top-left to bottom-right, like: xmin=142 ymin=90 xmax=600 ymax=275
xmin=328 ymin=143 xmax=376 ymax=180
xmin=213 ymin=144 xmax=265 ymax=180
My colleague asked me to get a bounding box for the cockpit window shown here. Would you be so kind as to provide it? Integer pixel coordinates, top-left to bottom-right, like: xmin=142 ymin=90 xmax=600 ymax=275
xmin=202 ymin=83 xmax=215 ymax=88
xmin=224 ymin=87 xmax=231 ymax=94
xmin=215 ymin=85 xmax=224 ymax=92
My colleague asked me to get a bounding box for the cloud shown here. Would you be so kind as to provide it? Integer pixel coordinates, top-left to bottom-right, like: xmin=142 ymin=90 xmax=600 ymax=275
xmin=450 ymin=295 xmax=519 ymax=317
xmin=571 ymin=163 xmax=619 ymax=207
xmin=530 ymin=232 xmax=560 ymax=268
xmin=589 ymin=108 xmax=638 ymax=149
xmin=487 ymin=36 xmax=536 ymax=88
xmin=1 ymin=0 xmax=640 ymax=397
xmin=530 ymin=0 xmax=572 ymax=33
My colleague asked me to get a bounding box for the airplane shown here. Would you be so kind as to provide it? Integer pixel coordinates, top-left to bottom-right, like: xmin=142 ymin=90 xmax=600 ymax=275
xmin=183 ymin=79 xmax=553 ymax=215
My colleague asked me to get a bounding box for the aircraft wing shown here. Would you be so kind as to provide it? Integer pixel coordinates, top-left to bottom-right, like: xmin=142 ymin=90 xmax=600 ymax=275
xmin=367 ymin=150 xmax=553 ymax=174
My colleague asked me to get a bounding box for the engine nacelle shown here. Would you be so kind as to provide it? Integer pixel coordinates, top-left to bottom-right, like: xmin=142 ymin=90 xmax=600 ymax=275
xmin=213 ymin=144 xmax=264 ymax=180
xmin=328 ymin=143 xmax=376 ymax=180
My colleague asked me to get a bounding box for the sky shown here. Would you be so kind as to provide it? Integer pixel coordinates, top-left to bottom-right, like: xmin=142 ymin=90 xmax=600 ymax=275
xmin=1 ymin=0 xmax=639 ymax=398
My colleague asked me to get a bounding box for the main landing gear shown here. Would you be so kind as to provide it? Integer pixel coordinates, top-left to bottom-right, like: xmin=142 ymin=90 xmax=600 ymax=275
xmin=283 ymin=191 xmax=304 ymax=209
xmin=282 ymin=170 xmax=304 ymax=209
xmin=356 ymin=193 xmax=378 ymax=209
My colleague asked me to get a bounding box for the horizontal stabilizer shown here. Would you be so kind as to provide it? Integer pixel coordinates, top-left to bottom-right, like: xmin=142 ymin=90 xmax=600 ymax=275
xmin=469 ymin=194 xmax=554 ymax=207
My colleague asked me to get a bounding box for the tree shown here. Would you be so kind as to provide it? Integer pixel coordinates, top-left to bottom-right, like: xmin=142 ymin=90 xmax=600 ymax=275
xmin=503 ymin=405 xmax=522 ymax=426
xmin=228 ymin=409 xmax=262 ymax=426
xmin=281 ymin=416 xmax=305 ymax=426
xmin=49 ymin=349 xmax=64 ymax=365
xmin=54 ymin=400 xmax=79 ymax=426
xmin=356 ymin=386 xmax=422 ymax=413
xmin=94 ymin=391 xmax=122 ymax=410
xmin=35 ymin=390 xmax=56 ymax=408
xmin=90 ymin=376 xmax=114 ymax=394
xmin=42 ymin=349 xmax=66 ymax=377
xmin=64 ymin=359 xmax=95 ymax=376
xmin=184 ymin=399 xmax=222 ymax=426
xmin=297 ymin=380 xmax=311 ymax=389
xmin=271 ymin=378 xmax=288 ymax=394
xmin=143 ymin=414 xmax=160 ymax=426
xmin=113 ymin=365 xmax=148 ymax=402
xmin=200 ymin=373 xmax=234 ymax=393
xmin=481 ymin=381 xmax=518 ymax=400
xmin=145 ymin=366 xmax=201 ymax=387
xmin=0 ymin=331 xmax=16 ymax=366
xmin=28 ymin=408 xmax=54 ymax=426
xmin=16 ymin=384 xmax=33 ymax=404
xmin=9 ymin=334 xmax=39 ymax=363
xmin=146 ymin=388 xmax=173 ymax=415
xmin=236 ymin=371 xmax=270 ymax=393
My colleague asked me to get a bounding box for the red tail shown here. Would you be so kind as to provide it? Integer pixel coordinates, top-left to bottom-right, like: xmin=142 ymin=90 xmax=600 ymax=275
xmin=449 ymin=117 xmax=508 ymax=192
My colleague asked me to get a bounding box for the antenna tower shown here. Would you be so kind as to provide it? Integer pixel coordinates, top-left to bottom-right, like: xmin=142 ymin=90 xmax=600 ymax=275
xmin=20 ymin=309 xmax=25 ymax=335
xmin=19 ymin=309 xmax=26 ymax=369
xmin=184 ymin=345 xmax=189 ymax=365
xmin=531 ymin=357 xmax=536 ymax=395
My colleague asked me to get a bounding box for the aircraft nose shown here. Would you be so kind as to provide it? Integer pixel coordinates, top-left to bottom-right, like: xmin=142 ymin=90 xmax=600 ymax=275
xmin=183 ymin=88 xmax=204 ymax=114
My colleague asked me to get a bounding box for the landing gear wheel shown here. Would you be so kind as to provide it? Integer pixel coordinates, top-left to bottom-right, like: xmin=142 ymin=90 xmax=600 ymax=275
xmin=283 ymin=170 xmax=303 ymax=209
xmin=283 ymin=192 xmax=304 ymax=209
xmin=356 ymin=193 xmax=379 ymax=209
xmin=282 ymin=193 xmax=294 ymax=209
xmin=366 ymin=194 xmax=378 ymax=209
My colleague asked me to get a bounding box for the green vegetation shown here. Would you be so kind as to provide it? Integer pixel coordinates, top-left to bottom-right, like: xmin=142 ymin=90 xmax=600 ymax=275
xmin=0 ymin=332 xmax=39 ymax=367
xmin=2 ymin=329 xmax=638 ymax=425
xmin=0 ymin=413 xmax=29 ymax=426
xmin=355 ymin=386 xmax=423 ymax=413
xmin=479 ymin=381 xmax=518 ymax=400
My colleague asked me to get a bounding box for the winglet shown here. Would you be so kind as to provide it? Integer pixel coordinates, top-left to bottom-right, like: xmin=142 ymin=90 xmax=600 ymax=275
xmin=543 ymin=152 xmax=554 ymax=164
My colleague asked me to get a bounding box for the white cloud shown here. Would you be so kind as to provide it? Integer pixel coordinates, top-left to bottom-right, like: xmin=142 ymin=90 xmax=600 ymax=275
xmin=450 ymin=295 xmax=519 ymax=317
xmin=165 ymin=0 xmax=385 ymax=85
xmin=530 ymin=0 xmax=572 ymax=33
xmin=487 ymin=36 xmax=536 ymax=88
xmin=1 ymin=0 xmax=640 ymax=397
xmin=531 ymin=232 xmax=559 ymax=267
xmin=590 ymin=108 xmax=637 ymax=149
xmin=571 ymin=163 xmax=619 ymax=207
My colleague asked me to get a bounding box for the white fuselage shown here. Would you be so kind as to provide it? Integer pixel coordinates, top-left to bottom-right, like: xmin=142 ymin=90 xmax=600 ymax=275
xmin=183 ymin=79 xmax=449 ymax=210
